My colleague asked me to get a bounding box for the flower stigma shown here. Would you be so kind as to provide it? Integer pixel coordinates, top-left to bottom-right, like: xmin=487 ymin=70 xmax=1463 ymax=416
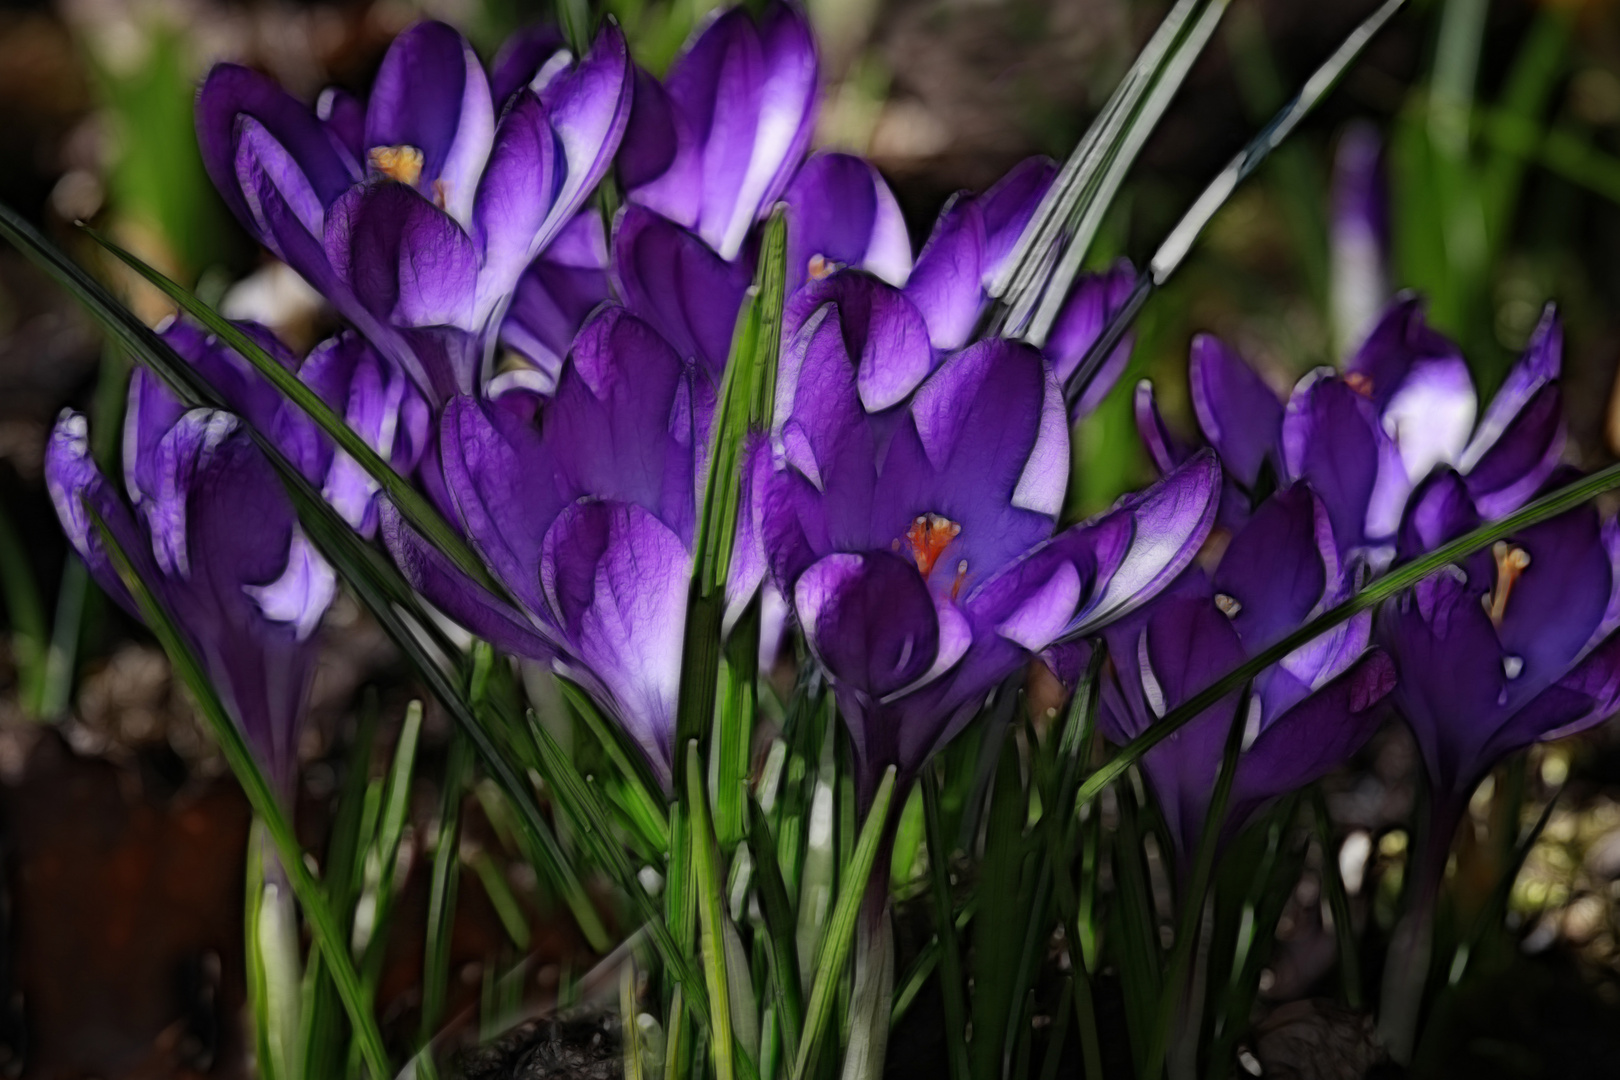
xmin=1483 ymin=540 xmax=1531 ymax=628
xmin=904 ymin=513 xmax=964 ymax=590
xmin=368 ymin=145 xmax=425 ymax=187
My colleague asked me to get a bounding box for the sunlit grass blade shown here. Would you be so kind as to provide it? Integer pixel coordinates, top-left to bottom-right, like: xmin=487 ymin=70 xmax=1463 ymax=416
xmin=356 ymin=701 xmax=424 ymax=997
xmin=790 ymin=765 xmax=897 ymax=1080
xmin=78 ymin=223 xmax=502 ymax=597
xmin=1059 ymin=0 xmax=1408 ymax=409
xmin=1073 ymin=458 xmax=1620 ymax=816
xmin=1021 ymin=0 xmax=1232 ymax=346
xmin=686 ymin=741 xmax=739 ymax=1080
xmin=623 ymin=959 xmax=648 ymax=1080
xmin=991 ymin=0 xmax=1212 ymax=316
xmin=88 ymin=504 xmax=392 ymax=1079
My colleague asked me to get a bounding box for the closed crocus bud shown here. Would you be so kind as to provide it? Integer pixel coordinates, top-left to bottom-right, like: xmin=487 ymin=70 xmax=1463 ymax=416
xmin=198 ymin=19 xmax=632 ymax=401
xmin=1096 ymin=484 xmax=1396 ymax=872
xmin=1330 ymin=121 xmax=1390 ymax=356
xmin=47 ymin=403 xmax=334 ymax=796
xmin=760 ymin=270 xmax=1221 ymax=801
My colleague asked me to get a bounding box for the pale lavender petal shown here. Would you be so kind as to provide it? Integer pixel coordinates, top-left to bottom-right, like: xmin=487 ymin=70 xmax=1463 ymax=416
xmin=1134 ymin=380 xmax=1190 ymax=475
xmin=46 ymin=410 xmax=148 ymax=616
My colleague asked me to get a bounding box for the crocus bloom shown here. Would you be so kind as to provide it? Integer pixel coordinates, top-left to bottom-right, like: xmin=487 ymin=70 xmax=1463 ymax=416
xmin=47 ymin=393 xmax=334 ymax=795
xmin=197 ymin=19 xmax=632 ymax=401
xmin=1095 ymin=484 xmax=1396 ymax=865
xmin=757 ymin=272 xmax=1222 ymax=798
xmin=385 ymin=307 xmax=701 ymax=788
xmin=1381 ymin=472 xmax=1620 ymax=838
xmin=1136 ymin=299 xmax=1565 ymax=559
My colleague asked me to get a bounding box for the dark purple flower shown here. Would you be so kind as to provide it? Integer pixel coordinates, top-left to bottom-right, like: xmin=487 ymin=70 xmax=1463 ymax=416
xmin=758 ymin=273 xmax=1221 ymax=796
xmin=1095 ymin=484 xmax=1395 ymax=863
xmin=384 ymin=307 xmax=702 ymax=788
xmin=198 ymin=20 xmax=632 ymax=401
xmin=1136 ymin=299 xmax=1565 ymax=557
xmin=1381 ymin=481 xmax=1620 ymax=815
xmin=47 ymin=397 xmax=333 ymax=795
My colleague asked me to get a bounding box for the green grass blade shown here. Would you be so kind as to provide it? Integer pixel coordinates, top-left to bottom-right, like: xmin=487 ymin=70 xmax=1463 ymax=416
xmin=78 ymin=223 xmax=502 ymax=596
xmin=1311 ymin=790 xmax=1362 ymax=1009
xmin=1073 ymin=458 xmax=1620 ymax=816
xmin=687 ymin=741 xmax=738 ymax=1080
xmin=790 ymin=766 xmax=897 ymax=1080
xmin=921 ymin=772 xmax=971 ymax=1080
xmin=89 ymin=505 xmax=392 ymax=1079
xmin=421 ymin=727 xmax=470 ymax=1055
xmin=558 ymin=675 xmax=671 ymax=848
xmin=747 ymin=797 xmax=805 ymax=1063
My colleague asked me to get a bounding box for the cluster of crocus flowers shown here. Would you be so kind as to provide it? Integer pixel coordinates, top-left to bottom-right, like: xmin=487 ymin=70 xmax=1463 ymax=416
xmin=46 ymin=327 xmax=340 ymax=796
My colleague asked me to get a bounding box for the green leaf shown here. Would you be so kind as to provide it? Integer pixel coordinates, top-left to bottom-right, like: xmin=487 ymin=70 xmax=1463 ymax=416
xmin=89 ymin=504 xmax=392 ymax=1079
xmin=1074 ymin=457 xmax=1620 ymax=815
xmin=747 ymin=797 xmax=805 ymax=1063
xmin=686 ymin=741 xmax=740 ymax=1080
xmin=78 ymin=223 xmax=502 ymax=596
xmin=421 ymin=728 xmax=471 ymax=1057
xmin=791 ymin=765 xmax=897 ymax=1080
xmin=920 ymin=771 xmax=971 ymax=1080
xmin=558 ymin=675 xmax=670 ymax=848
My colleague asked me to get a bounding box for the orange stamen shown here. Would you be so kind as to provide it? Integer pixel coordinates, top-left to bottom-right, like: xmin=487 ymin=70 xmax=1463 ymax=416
xmin=1345 ymin=372 xmax=1374 ymax=398
xmin=905 ymin=513 xmax=961 ymax=580
xmin=368 ymin=144 xmax=424 ymax=186
xmin=807 ymin=254 xmax=838 ymax=281
xmin=433 ymin=178 xmax=449 ymax=211
xmin=1483 ymin=541 xmax=1531 ymax=627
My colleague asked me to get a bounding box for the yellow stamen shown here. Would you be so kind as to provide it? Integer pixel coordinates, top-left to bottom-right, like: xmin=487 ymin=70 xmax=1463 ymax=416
xmin=1214 ymin=593 xmax=1242 ymax=618
xmin=904 ymin=513 xmax=961 ymax=580
xmin=1345 ymin=372 xmax=1374 ymax=398
xmin=368 ymin=144 xmax=424 ymax=187
xmin=1483 ymin=541 xmax=1532 ymax=628
xmin=807 ymin=254 xmax=839 ymax=281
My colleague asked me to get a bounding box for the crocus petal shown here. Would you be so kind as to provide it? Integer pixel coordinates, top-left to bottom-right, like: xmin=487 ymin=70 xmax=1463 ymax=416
xmin=541 ymin=500 xmax=689 ymax=787
xmin=1046 ymin=260 xmax=1137 ymax=418
xmin=782 ymin=152 xmax=911 ymax=294
xmin=317 ymin=87 xmax=367 ymax=166
xmin=1464 ymin=303 xmax=1561 ymax=467
xmin=364 ymin=21 xmax=494 ymax=226
xmin=244 ymin=527 xmax=336 ymax=642
xmin=1540 ymin=629 xmax=1620 ymax=742
xmin=1396 ymin=467 xmax=1482 ymax=565
xmin=490 ymin=24 xmax=569 ymax=109
xmin=380 ymin=501 xmax=557 ymax=659
xmin=1189 ymin=334 xmax=1283 ymax=489
xmin=537 ymin=23 xmax=634 ymax=250
xmin=502 ymin=211 xmax=612 ymax=384
xmin=1212 ymin=485 xmax=1334 ymax=652
xmin=796 ymin=551 xmax=943 ymax=699
xmin=1282 ymin=370 xmax=1407 ymax=547
xmin=472 ymin=92 xmax=561 ymax=317
xmin=612 ymin=205 xmax=753 ymax=379
xmin=47 ymin=410 xmax=149 ymax=616
xmin=976 ymin=156 xmax=1056 ymax=284
xmin=1345 ymin=296 xmax=1468 ymax=414
xmin=903 ymin=195 xmax=986 ymax=351
xmin=1133 ymin=380 xmax=1190 ymax=475
xmin=1329 ymin=122 xmax=1389 ymax=354
xmin=1069 ymin=450 xmax=1223 ymax=636
xmin=197 ymin=63 xmax=359 ymax=235
xmin=1462 ymin=383 xmax=1565 ymax=520
xmin=1379 ymin=351 xmax=1476 ymax=485
xmin=1232 ymin=651 xmax=1395 ymax=822
xmin=780 ymin=272 xmax=934 ymax=417
xmin=234 ymin=118 xmax=328 ymax=239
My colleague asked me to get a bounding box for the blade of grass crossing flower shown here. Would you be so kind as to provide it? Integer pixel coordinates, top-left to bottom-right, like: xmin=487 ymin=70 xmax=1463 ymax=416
xmin=790 ymin=766 xmax=897 ymax=1080
xmin=78 ymin=224 xmax=502 ymax=597
xmin=1059 ymin=0 xmax=1407 ymax=407
xmin=748 ymin=798 xmax=805 ymax=1063
xmin=1145 ymin=681 xmax=1251 ymax=1079
xmin=1074 ymin=457 xmax=1620 ymax=817
xmin=687 ymin=741 xmax=741 ymax=1080
xmin=1023 ymin=0 xmax=1232 ymax=347
xmin=921 ymin=771 xmax=971 ymax=1080
xmin=88 ymin=506 xmax=392 ymax=1079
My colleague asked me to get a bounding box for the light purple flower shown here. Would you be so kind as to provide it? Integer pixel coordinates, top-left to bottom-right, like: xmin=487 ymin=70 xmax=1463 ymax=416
xmin=197 ymin=20 xmax=632 ymax=401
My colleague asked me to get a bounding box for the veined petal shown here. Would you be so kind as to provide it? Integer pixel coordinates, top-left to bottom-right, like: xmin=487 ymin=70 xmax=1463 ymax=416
xmin=782 ymin=152 xmax=911 ymax=294
xmin=537 ymin=23 xmax=633 ymax=251
xmin=903 ymin=195 xmax=986 ymax=351
xmin=1212 ymin=485 xmax=1334 ymax=653
xmin=780 ymin=272 xmax=933 ymax=416
xmin=796 ymin=551 xmax=945 ymax=699
xmin=47 ymin=410 xmax=150 ymax=617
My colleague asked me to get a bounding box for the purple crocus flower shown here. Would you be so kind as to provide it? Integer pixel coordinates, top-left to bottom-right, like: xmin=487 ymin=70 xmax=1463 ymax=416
xmin=1382 ymin=472 xmax=1620 ymax=840
xmin=1136 ymin=299 xmax=1565 ymax=558
xmin=757 ymin=272 xmax=1222 ymax=799
xmin=46 ymin=392 xmax=334 ymax=795
xmin=1095 ymin=484 xmax=1396 ymax=866
xmin=384 ymin=307 xmax=702 ymax=789
xmin=197 ymin=19 xmax=632 ymax=401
